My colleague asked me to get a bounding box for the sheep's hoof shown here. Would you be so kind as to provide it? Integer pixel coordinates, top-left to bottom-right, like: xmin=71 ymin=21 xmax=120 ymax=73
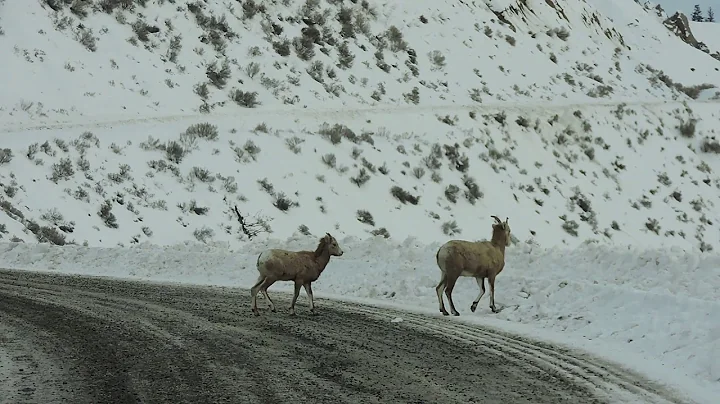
xmin=490 ymin=306 xmax=499 ymax=313
xmin=252 ymin=309 xmax=260 ymax=316
xmin=470 ymin=303 xmax=477 ymax=312
xmin=452 ymin=312 xmax=460 ymax=316
xmin=440 ymin=309 xmax=449 ymax=316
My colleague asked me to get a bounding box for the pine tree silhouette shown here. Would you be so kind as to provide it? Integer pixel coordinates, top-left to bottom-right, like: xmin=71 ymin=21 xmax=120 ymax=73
xmin=692 ymin=4 xmax=704 ymax=22
xmin=707 ymin=7 xmax=716 ymax=22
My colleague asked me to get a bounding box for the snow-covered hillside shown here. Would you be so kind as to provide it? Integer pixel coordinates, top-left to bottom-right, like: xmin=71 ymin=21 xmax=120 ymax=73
xmin=692 ymin=21 xmax=720 ymax=54
xmin=1 ymin=0 xmax=720 ymax=251
xmin=3 ymin=100 xmax=720 ymax=252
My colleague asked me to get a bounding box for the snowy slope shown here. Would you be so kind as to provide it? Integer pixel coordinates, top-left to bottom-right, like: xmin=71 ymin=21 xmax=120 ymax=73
xmin=692 ymin=21 xmax=720 ymax=53
xmin=3 ymin=101 xmax=720 ymax=252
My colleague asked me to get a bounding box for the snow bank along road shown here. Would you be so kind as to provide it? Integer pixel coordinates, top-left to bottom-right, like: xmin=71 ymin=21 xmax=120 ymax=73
xmin=0 ymin=269 xmax=686 ymax=404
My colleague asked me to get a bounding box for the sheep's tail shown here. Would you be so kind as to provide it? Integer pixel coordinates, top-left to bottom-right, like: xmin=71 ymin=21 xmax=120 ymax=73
xmin=256 ymin=252 xmax=262 ymax=270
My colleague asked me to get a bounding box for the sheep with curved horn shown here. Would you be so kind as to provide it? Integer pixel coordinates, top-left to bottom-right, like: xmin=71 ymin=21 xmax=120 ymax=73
xmin=434 ymin=215 xmax=511 ymax=315
xmin=251 ymin=233 xmax=344 ymax=316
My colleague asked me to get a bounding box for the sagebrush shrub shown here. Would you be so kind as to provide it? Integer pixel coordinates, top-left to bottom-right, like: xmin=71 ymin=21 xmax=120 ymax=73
xmin=293 ymin=36 xmax=315 ymax=61
xmin=0 ymin=148 xmax=12 ymax=164
xmin=350 ymin=168 xmax=370 ymax=187
xmin=390 ymin=186 xmax=420 ymax=205
xmin=445 ymin=184 xmax=460 ymax=203
xmin=701 ymin=138 xmax=720 ymax=153
xmin=386 ymin=26 xmax=407 ymax=52
xmin=98 ymin=199 xmax=118 ymax=228
xmin=442 ymin=220 xmax=461 ymax=236
xmin=229 ymin=89 xmax=260 ymax=108
xmin=337 ymin=41 xmax=355 ymax=69
xmin=273 ymin=192 xmax=299 ymax=211
xmin=370 ymin=227 xmax=390 ymax=238
xmin=356 ymin=209 xmax=375 ymax=226
xmin=185 ymin=123 xmax=219 ymax=140
xmin=678 ymin=118 xmax=697 ymax=138
xmin=273 ymin=39 xmax=291 ymax=56
xmin=165 ymin=140 xmax=185 ymax=163
xmin=36 ymin=226 xmax=67 ymax=245
xmin=319 ymin=123 xmax=357 ymax=144
xmin=206 ymin=60 xmax=231 ymax=89
xmin=193 ymin=226 xmax=214 ymax=243
xmin=51 ymin=157 xmax=75 ymax=183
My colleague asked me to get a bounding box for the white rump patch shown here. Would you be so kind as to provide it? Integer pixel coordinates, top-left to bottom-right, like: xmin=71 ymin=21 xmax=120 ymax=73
xmin=436 ymin=246 xmax=451 ymax=272
xmin=257 ymin=250 xmax=273 ymax=269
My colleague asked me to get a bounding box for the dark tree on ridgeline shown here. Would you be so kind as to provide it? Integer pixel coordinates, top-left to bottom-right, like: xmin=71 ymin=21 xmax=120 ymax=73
xmin=692 ymin=4 xmax=704 ymax=21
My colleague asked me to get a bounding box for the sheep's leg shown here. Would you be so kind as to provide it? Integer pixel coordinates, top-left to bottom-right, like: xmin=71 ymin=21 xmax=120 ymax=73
xmin=289 ymin=281 xmax=302 ymax=316
xmin=262 ymin=281 xmax=277 ymax=312
xmin=435 ymin=273 xmax=449 ymax=315
xmin=250 ymin=277 xmax=266 ymax=315
xmin=470 ymin=277 xmax=486 ymax=313
xmin=255 ymin=276 xmax=266 ymax=300
xmin=303 ymin=283 xmax=316 ymax=315
xmin=488 ymin=275 xmax=498 ymax=313
xmin=444 ymin=277 xmax=460 ymax=316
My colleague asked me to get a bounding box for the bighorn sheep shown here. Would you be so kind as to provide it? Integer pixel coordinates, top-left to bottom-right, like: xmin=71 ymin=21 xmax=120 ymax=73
xmin=435 ymin=215 xmax=511 ymax=316
xmin=250 ymin=233 xmax=344 ymax=316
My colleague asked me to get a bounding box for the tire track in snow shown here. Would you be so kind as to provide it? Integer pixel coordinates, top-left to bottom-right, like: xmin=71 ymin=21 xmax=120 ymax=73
xmin=1 ymin=99 xmax=718 ymax=134
xmin=331 ymin=301 xmax=691 ymax=404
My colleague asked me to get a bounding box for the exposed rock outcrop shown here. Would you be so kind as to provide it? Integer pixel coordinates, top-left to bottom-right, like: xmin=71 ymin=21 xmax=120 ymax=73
xmin=662 ymin=12 xmax=719 ymax=60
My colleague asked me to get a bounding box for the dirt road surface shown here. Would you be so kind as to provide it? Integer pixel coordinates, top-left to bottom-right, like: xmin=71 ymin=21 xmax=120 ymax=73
xmin=0 ymin=269 xmax=686 ymax=404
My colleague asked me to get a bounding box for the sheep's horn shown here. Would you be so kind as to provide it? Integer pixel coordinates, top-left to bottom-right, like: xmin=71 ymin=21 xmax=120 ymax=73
xmin=505 ymin=217 xmax=509 ymax=224
xmin=491 ymin=215 xmax=502 ymax=224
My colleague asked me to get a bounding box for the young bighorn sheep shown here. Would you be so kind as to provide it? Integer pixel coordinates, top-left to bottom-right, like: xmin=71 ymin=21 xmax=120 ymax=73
xmin=250 ymin=233 xmax=344 ymax=316
xmin=435 ymin=215 xmax=511 ymax=316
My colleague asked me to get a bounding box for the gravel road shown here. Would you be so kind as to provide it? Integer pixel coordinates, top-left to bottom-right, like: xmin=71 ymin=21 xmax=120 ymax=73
xmin=0 ymin=269 xmax=686 ymax=404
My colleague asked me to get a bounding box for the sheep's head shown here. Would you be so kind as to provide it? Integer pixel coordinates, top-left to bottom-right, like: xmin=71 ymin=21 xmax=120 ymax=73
xmin=324 ymin=233 xmax=344 ymax=256
xmin=491 ymin=215 xmax=511 ymax=246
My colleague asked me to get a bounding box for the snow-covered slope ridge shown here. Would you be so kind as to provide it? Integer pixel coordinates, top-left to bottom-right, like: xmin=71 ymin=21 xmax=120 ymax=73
xmin=1 ymin=0 xmax=720 ymax=124
xmin=691 ymin=20 xmax=720 ymax=59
